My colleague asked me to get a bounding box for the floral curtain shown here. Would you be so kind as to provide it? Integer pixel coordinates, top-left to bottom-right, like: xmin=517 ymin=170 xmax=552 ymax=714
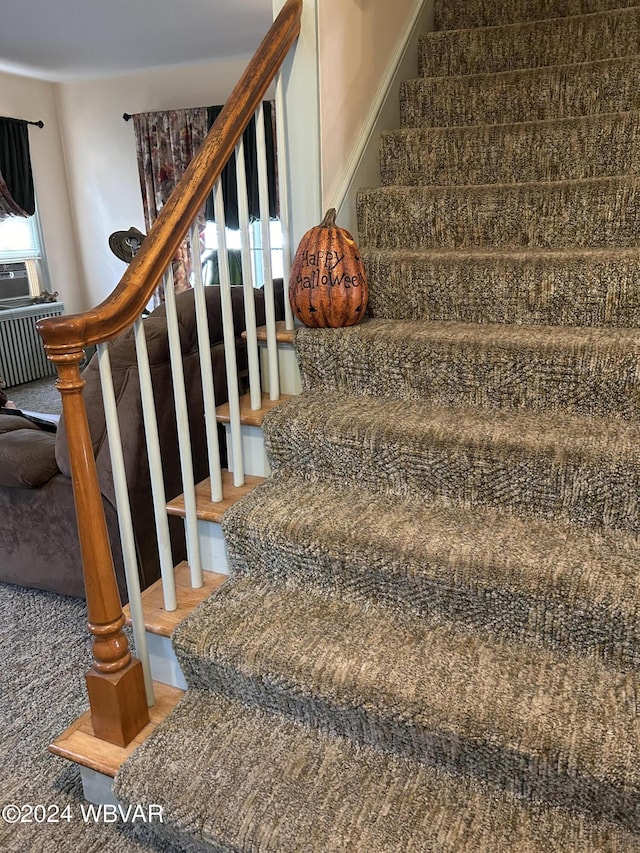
xmin=132 ymin=108 xmax=209 ymax=303
xmin=132 ymin=102 xmax=278 ymax=301
xmin=0 ymin=118 xmax=35 ymax=221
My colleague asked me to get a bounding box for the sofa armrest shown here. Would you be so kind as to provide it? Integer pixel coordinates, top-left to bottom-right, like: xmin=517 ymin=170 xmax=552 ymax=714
xmin=0 ymin=428 xmax=58 ymax=488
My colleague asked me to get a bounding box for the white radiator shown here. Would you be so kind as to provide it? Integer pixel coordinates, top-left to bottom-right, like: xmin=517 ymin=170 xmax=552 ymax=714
xmin=0 ymin=301 xmax=64 ymax=387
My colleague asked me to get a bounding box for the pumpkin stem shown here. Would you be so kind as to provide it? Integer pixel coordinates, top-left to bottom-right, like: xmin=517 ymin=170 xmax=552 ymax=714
xmin=320 ymin=208 xmax=337 ymax=228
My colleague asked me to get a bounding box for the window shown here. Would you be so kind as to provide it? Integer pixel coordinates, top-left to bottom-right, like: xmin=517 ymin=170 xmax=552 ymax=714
xmin=249 ymin=220 xmax=284 ymax=287
xmin=202 ymin=219 xmax=283 ymax=288
xmin=0 ymin=210 xmax=48 ymax=305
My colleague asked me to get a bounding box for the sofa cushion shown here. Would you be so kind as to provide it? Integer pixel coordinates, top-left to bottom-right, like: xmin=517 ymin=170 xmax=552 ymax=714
xmin=0 ymin=413 xmax=40 ymax=435
xmin=0 ymin=429 xmax=58 ymax=487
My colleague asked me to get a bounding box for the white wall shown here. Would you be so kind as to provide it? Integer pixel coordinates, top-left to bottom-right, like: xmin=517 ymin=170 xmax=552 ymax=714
xmin=273 ymin=0 xmax=323 ymax=245
xmin=276 ymin=0 xmax=432 ymax=243
xmin=55 ymin=57 xmax=251 ymax=309
xmin=318 ymin=0 xmax=422 ymax=213
xmin=330 ymin=0 xmax=434 ymax=235
xmin=0 ymin=70 xmax=85 ymax=313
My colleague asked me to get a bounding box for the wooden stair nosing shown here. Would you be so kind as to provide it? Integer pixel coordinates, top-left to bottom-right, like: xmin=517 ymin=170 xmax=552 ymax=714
xmin=49 ymin=681 xmax=184 ymax=778
xmin=243 ymin=321 xmax=296 ymax=345
xmin=166 ymin=469 xmax=266 ymax=522
xmin=216 ymin=391 xmax=293 ymax=427
xmin=123 ymin=561 xmax=228 ymax=637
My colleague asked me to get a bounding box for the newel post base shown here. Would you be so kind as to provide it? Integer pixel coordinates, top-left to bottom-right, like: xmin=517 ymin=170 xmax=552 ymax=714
xmin=86 ymin=659 xmax=149 ymax=747
xmin=35 ymin=340 xmax=151 ymax=749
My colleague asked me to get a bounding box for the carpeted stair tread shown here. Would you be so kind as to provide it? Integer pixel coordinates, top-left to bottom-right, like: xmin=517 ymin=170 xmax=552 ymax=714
xmin=381 ymin=111 xmax=640 ymax=186
xmin=420 ymin=7 xmax=640 ymax=77
xmin=222 ymin=473 xmax=640 ymax=664
xmin=357 ymin=176 xmax=640 ymax=250
xmin=401 ymin=55 xmax=640 ymax=128
xmin=362 ymin=246 xmax=640 ymax=325
xmin=293 ymin=318 xmax=640 ymax=419
xmin=173 ymin=576 xmax=640 ymax=829
xmin=434 ymin=0 xmax=640 ymax=31
xmin=113 ymin=690 xmax=639 ymax=853
xmin=263 ymin=393 xmax=640 ymax=531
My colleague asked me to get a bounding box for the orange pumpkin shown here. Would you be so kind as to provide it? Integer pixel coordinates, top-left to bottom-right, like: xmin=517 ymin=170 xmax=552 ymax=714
xmin=289 ymin=208 xmax=368 ymax=328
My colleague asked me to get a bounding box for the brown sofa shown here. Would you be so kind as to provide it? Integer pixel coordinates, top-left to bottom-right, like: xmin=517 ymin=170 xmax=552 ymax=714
xmin=0 ymin=284 xmax=282 ymax=600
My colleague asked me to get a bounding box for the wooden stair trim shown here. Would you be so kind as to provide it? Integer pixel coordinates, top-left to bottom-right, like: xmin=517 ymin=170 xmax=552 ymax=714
xmin=243 ymin=320 xmax=296 ymax=345
xmin=166 ymin=469 xmax=266 ymax=522
xmin=123 ymin=561 xmax=228 ymax=637
xmin=216 ymin=391 xmax=293 ymax=427
xmin=49 ymin=682 xmax=184 ymax=778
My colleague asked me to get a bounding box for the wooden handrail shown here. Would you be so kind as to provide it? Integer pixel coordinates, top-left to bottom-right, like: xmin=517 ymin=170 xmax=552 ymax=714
xmin=37 ymin=0 xmax=303 ymax=747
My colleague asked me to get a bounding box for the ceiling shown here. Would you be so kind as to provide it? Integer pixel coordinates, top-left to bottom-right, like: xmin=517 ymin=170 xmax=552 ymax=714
xmin=0 ymin=0 xmax=274 ymax=82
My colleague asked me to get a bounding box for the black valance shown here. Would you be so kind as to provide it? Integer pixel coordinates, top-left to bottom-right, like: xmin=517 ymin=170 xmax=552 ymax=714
xmin=0 ymin=118 xmax=35 ymax=217
xmin=205 ymin=101 xmax=277 ymax=230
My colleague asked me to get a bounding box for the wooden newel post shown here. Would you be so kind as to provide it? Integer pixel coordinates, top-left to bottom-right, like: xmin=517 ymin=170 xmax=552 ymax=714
xmin=51 ymin=350 xmax=149 ymax=747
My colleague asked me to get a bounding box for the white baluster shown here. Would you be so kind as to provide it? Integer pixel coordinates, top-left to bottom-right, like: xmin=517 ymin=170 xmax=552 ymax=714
xmin=214 ymin=177 xmax=245 ymax=488
xmin=97 ymin=341 xmax=154 ymax=706
xmin=163 ymin=267 xmax=203 ymax=588
xmin=275 ymin=78 xmax=295 ymax=331
xmin=256 ymin=101 xmax=280 ymax=400
xmin=190 ymin=224 xmax=224 ymax=503
xmin=236 ymin=136 xmax=262 ymax=411
xmin=133 ymin=316 xmax=177 ymax=612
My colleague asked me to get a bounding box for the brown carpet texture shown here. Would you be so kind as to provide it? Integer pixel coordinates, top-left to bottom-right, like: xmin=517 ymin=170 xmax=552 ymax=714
xmin=114 ymin=1 xmax=640 ymax=850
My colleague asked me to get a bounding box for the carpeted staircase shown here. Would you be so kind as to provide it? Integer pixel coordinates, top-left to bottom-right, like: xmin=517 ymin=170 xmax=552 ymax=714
xmin=114 ymin=1 xmax=640 ymax=849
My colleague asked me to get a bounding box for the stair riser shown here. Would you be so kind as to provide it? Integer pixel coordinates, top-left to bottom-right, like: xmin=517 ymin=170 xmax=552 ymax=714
xmin=381 ymin=113 xmax=640 ymax=186
xmin=401 ymin=57 xmax=640 ymax=128
xmin=258 ymin=342 xmax=302 ymax=396
xmin=434 ymin=0 xmax=639 ymax=31
xmin=357 ymin=179 xmax=640 ymax=251
xmin=421 ymin=9 xmax=640 ymax=78
xmin=196 ymin=520 xmax=230 ymax=575
xmin=176 ymin=655 xmax=640 ymax=833
xmin=265 ymin=422 xmax=640 ymax=535
xmin=223 ymin=423 xmax=271 ymax=478
xmin=147 ymin=632 xmax=187 ymax=691
xmin=295 ymin=329 xmax=640 ymax=420
xmin=223 ymin=519 xmax=640 ymax=670
xmin=362 ymin=250 xmax=640 ymax=326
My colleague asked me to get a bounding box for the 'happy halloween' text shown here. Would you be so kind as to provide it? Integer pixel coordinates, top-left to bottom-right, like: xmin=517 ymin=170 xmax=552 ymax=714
xmin=296 ymin=250 xmax=362 ymax=290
